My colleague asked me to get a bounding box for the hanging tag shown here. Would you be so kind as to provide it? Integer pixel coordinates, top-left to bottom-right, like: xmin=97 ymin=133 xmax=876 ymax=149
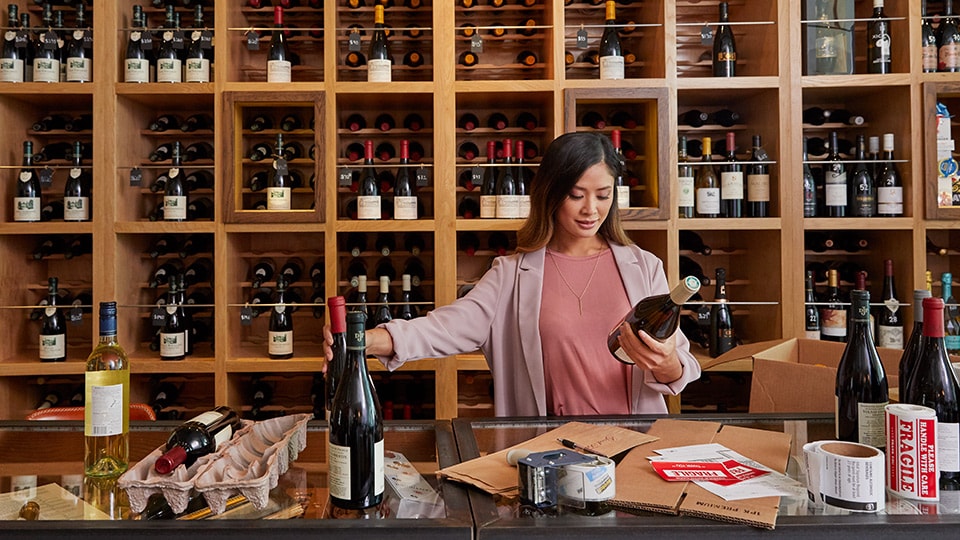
xmin=247 ymin=31 xmax=260 ymax=50
xmin=348 ymin=29 xmax=361 ymax=51
xmin=42 ymin=31 xmax=57 ymax=50
xmin=130 ymin=167 xmax=143 ymax=187
xmin=416 ymin=166 xmax=429 ymax=187
xmin=200 ymin=30 xmax=214 ymax=49
xmin=576 ymin=26 xmax=588 ymax=49
xmin=152 ymin=305 xmax=167 ymax=326
xmin=471 ymin=33 xmax=483 ymax=53
xmin=471 ymin=166 xmax=483 ymax=187
xmin=240 ymin=305 xmax=254 ymax=325
xmin=39 ymin=167 xmax=54 ymax=188
xmin=82 ymin=29 xmax=93 ymax=47
xmin=172 ymin=30 xmax=185 ymax=50
xmin=338 ymin=168 xmax=354 ymax=187
xmin=68 ymin=304 xmax=83 ymax=324
xmin=274 ymin=157 xmax=289 ymax=176
xmin=140 ymin=31 xmax=153 ymax=48
xmin=700 ymin=24 xmax=713 ymax=46
xmin=15 ymin=28 xmax=29 ymax=46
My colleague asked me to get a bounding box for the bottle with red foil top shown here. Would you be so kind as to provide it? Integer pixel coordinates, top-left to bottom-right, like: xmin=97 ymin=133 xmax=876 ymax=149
xmin=515 ymin=140 xmax=531 ymax=218
xmin=393 ymin=140 xmax=417 ymax=219
xmin=325 ymin=296 xmax=348 ymax=419
xmin=901 ymin=297 xmax=960 ymax=489
xmin=154 ymin=406 xmax=242 ymax=474
xmin=357 ymin=140 xmax=380 ymax=219
xmin=496 ymin=138 xmax=519 ymax=219
xmin=480 ymin=140 xmax=498 ymax=219
xmin=266 ymin=6 xmax=291 ymax=83
xmin=611 ymin=129 xmax=629 ymax=210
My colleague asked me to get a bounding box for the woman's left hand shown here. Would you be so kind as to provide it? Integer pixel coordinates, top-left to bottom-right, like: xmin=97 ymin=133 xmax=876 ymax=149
xmin=615 ymin=322 xmax=683 ymax=383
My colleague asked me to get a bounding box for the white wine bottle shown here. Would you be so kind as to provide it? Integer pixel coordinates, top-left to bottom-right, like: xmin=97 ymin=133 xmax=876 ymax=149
xmin=608 ymin=276 xmax=701 ymax=365
xmin=329 ymin=311 xmax=384 ymax=510
xmin=367 ymin=4 xmax=391 ymax=82
xmin=84 ymin=302 xmax=130 ymax=478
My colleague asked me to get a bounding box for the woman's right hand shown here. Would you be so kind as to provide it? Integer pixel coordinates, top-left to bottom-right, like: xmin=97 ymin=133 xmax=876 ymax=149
xmin=322 ymin=323 xmax=334 ymax=371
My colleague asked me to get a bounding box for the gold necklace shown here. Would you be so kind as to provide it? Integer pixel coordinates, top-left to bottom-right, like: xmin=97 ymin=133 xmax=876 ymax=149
xmin=547 ymin=249 xmax=604 ymax=317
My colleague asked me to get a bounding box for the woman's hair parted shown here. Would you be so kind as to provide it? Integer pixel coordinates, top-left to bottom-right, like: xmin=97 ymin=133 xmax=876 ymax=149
xmin=516 ymin=131 xmax=633 ymax=251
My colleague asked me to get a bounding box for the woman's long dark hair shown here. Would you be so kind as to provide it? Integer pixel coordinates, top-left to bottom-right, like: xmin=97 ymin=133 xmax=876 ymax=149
xmin=516 ymin=132 xmax=632 ymax=251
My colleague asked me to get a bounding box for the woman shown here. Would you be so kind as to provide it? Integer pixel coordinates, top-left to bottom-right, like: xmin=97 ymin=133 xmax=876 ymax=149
xmin=327 ymin=132 xmax=700 ymax=416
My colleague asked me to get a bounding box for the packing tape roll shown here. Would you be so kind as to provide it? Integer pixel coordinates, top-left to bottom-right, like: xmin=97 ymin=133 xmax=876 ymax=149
xmin=885 ymin=403 xmax=939 ymax=502
xmin=803 ymin=440 xmax=885 ymax=513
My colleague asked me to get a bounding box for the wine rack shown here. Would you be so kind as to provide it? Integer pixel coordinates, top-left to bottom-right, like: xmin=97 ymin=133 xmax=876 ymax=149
xmin=455 ymin=0 xmax=553 ymax=81
xmin=563 ymin=0 xmax=662 ymax=80
xmin=675 ymin=0 xmax=778 ymax=78
xmin=229 ymin=2 xmax=319 ymax=83
xmin=337 ymin=0 xmax=434 ymax=82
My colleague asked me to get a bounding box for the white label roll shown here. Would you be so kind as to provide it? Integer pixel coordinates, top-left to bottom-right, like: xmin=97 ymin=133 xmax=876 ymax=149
xmin=803 ymin=440 xmax=885 ymax=513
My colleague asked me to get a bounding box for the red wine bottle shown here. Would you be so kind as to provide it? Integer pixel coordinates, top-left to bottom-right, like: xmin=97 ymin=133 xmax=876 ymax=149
xmin=269 ymin=276 xmax=294 ymax=359
xmin=479 ymin=141 xmax=498 ymax=218
xmin=876 ymin=259 xmax=903 ymax=349
xmin=63 ymin=141 xmax=90 ymax=222
xmin=393 ymin=140 xmax=417 ymax=220
xmin=14 ymin=141 xmax=41 ymax=222
xmin=805 ymin=270 xmax=821 ymax=339
xmin=901 ymin=296 xmax=960 ymax=489
xmin=458 ymin=195 xmax=480 ymax=219
xmin=325 ymin=296 xmax=348 ymax=419
xmin=267 ymin=6 xmax=291 ymax=82
xmin=495 ymin=138 xmax=519 ymax=219
xmin=39 ymin=277 xmax=67 ymax=362
xmin=357 ymin=140 xmax=381 ymax=219
xmin=159 ymin=276 xmax=187 ymax=361
xmin=163 ymin=142 xmax=188 ymax=222
xmin=328 ymin=311 xmax=384 ymax=510
xmin=820 ymin=269 xmax=846 ymax=342
xmin=154 ymin=406 xmax=242 ymax=474
xmin=835 ymin=289 xmax=888 ymax=448
xmin=746 ymin=134 xmax=770 ymax=217
xmin=608 ymin=276 xmax=701 ymax=364
xmin=898 ymin=289 xmax=933 ymax=398
xmin=709 ymin=267 xmax=735 ymax=357
xmin=720 ymin=131 xmax=743 ymax=218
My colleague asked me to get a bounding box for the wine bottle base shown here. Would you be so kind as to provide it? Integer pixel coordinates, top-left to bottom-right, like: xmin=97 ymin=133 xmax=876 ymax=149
xmin=329 ymin=496 xmax=384 ymax=513
xmin=269 ymin=353 xmax=294 ymax=360
xmin=40 ymin=358 xmax=67 ymax=362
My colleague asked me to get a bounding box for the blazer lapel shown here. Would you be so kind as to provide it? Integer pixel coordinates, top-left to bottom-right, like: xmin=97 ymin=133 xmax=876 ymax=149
xmin=610 ymin=243 xmax=644 ymax=306
xmin=517 ymin=249 xmax=546 ymax=414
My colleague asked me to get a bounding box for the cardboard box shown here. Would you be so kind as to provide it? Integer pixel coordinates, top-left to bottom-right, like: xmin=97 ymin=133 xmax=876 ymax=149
xmin=701 ymin=338 xmax=902 ymax=414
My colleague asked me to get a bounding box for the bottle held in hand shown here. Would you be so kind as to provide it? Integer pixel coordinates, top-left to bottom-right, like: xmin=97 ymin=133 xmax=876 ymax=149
xmin=608 ymin=276 xmax=701 ymax=365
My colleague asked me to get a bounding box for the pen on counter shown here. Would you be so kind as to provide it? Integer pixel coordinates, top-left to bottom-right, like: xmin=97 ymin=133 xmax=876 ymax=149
xmin=557 ymin=438 xmax=607 ymax=458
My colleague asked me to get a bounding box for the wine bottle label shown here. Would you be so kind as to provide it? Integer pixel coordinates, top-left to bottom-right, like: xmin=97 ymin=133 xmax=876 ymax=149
xmin=876 ymin=187 xmax=903 ymax=214
xmin=65 ymin=57 xmax=91 ymax=82
xmin=858 ymin=401 xmax=888 ymax=448
xmin=695 ymin=187 xmax=720 ymax=215
xmin=599 ymin=55 xmax=624 ymax=80
xmin=480 ymin=195 xmax=497 ymax=218
xmin=820 ymin=308 xmax=846 ymax=338
xmin=266 ymin=60 xmax=292 ymax=83
xmin=678 ymin=176 xmax=694 ymax=208
xmin=157 ymin=58 xmax=183 ymax=83
xmin=269 ymin=330 xmax=293 ymax=356
xmin=804 ymin=330 xmax=821 ymax=340
xmin=125 ymin=58 xmax=149 ymax=83
xmin=394 ymin=196 xmax=418 ymax=220
xmin=940 ymin=422 xmax=960 ymax=473
xmin=64 ymin=196 xmax=89 ymax=221
xmin=747 ymin=174 xmax=770 ymax=202
xmin=357 ymin=195 xmax=381 ymax=219
xmin=616 ymin=185 xmax=630 ymax=209
xmin=876 ymin=325 xmax=903 ymax=349
xmin=496 ymin=194 xmax=520 ymax=219
xmin=39 ymin=333 xmax=65 ymax=359
xmin=941 ymin=44 xmax=960 ymax=71
xmin=14 ymin=197 xmax=41 ymax=221
xmin=0 ymin=58 xmax=24 ymax=82
xmin=160 ymin=331 xmax=185 ymax=357
xmin=33 ymin=58 xmax=58 ymax=82
xmin=923 ymin=45 xmax=938 ymax=72
xmin=85 ymin=373 xmax=128 ymax=437
xmin=720 ymin=171 xmax=743 ymax=200
xmin=266 ymin=187 xmax=292 ymax=210
xmin=328 ymin=439 xmax=385 ymax=500
xmin=518 ymin=195 xmax=531 ymax=219
xmin=184 ymin=58 xmax=210 ymax=83
xmin=187 ymin=410 xmax=224 ymax=426
xmin=164 ymin=195 xmax=187 ymax=220
xmin=824 ymin=177 xmax=848 ymax=207
xmin=367 ymin=59 xmax=392 ymax=82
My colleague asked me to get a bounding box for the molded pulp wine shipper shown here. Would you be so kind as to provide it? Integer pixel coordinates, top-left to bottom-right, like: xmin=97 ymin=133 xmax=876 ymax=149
xmin=118 ymin=413 xmax=312 ymax=515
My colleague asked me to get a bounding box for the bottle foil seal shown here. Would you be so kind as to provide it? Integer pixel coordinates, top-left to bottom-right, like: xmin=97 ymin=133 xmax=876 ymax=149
xmin=803 ymin=440 xmax=885 ymax=512
xmin=885 ymin=403 xmax=939 ymax=502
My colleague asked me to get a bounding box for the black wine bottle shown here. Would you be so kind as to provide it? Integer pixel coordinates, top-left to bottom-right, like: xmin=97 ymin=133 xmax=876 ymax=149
xmin=495 ymin=138 xmax=519 ymax=219
xmin=64 ymin=3 xmax=91 ymax=82
xmin=367 ymin=4 xmax=391 ymax=82
xmin=357 ymin=140 xmax=380 ymax=219
xmin=802 ymin=138 xmax=817 ymax=217
xmin=820 ymin=268 xmax=846 ymax=342
xmin=876 ymin=133 xmax=904 ymax=217
xmin=14 ymin=141 xmax=41 ymax=222
xmin=720 ymin=131 xmax=743 ymax=218
xmin=249 ymin=258 xmax=275 ymax=289
xmin=805 ymin=270 xmax=821 ymax=339
xmin=709 ymin=268 xmax=735 ymax=358
xmin=922 ymin=0 xmax=938 ymax=73
xmin=608 ymin=276 xmax=701 ymax=364
xmin=39 ymin=277 xmax=67 ymax=362
xmin=156 ymin=5 xmax=182 ymax=83
xmin=328 ymin=311 xmax=384 ymax=510
xmin=324 ymin=296 xmax=348 ymax=419
xmin=150 ymin=260 xmax=184 ymax=288
xmin=160 ymin=277 xmax=187 ymax=361
xmin=63 ymin=141 xmax=91 ymax=221
xmin=876 ymin=259 xmax=903 ymax=349
xmin=373 ymin=276 xmax=392 ymax=326
xmin=746 ymin=135 xmax=770 ymax=217
xmin=154 ymin=406 xmax=242 ymax=473
xmin=397 ymin=274 xmax=417 ymax=320
xmin=824 ymin=131 xmax=847 ymax=217
xmin=866 ymin=0 xmax=891 ymax=74
xmin=835 ymin=289 xmax=888 ymax=447
xmin=679 ymin=231 xmax=712 ymax=256
xmin=898 ymin=290 xmax=932 ymax=398
xmin=0 ymin=4 xmax=24 ymax=83
xmin=267 ymin=6 xmax=292 ymax=82
xmin=598 ymin=0 xmax=623 ymax=80
xmin=269 ymin=276 xmax=294 ymax=359
xmin=267 ymin=133 xmax=292 ymax=210
xmin=712 ymin=2 xmax=736 ymax=77
xmin=848 ymin=134 xmax=876 ymax=218
xmin=163 ymin=142 xmax=188 ymax=221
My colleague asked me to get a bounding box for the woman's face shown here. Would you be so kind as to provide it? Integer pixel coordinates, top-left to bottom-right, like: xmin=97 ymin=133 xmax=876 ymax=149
xmin=552 ymin=162 xmax=614 ymax=245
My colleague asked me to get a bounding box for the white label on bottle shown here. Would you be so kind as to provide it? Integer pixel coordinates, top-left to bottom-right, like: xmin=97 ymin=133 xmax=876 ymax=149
xmin=88 ymin=383 xmax=124 ymax=436
xmin=357 ymin=195 xmax=381 ymax=219
xmin=877 ymin=325 xmax=903 ymax=349
xmin=374 ymin=438 xmax=385 ymax=495
xmin=496 ymin=194 xmax=520 ymax=219
xmin=269 ymin=330 xmax=293 ymax=356
xmin=696 ymin=187 xmax=720 ymax=215
xmin=941 ymin=43 xmax=960 ymax=71
xmin=187 ymin=410 xmax=224 ymax=426
xmin=164 ymin=195 xmax=187 ymax=220
xmin=156 ymin=58 xmax=182 ymax=83
xmin=64 ymin=196 xmax=89 ymax=221
xmin=214 ymin=424 xmax=235 ymax=449
xmin=65 ymin=57 xmax=91 ymax=82
xmin=877 ymin=34 xmax=891 ymax=61
xmin=518 ymin=194 xmax=531 ymax=218
xmin=940 ymin=422 xmax=960 ymax=473
xmin=33 ymin=58 xmax=59 ymax=82
xmin=329 ymin=442 xmax=351 ymax=499
xmin=804 ymin=330 xmax=821 ymax=340
xmin=599 ymin=55 xmax=624 ymax=80
xmin=266 ymin=187 xmax=291 ymax=210
xmin=184 ymin=58 xmax=210 ymax=83
xmin=858 ymin=401 xmax=888 ymax=448
xmin=720 ymin=171 xmax=744 ymax=200
xmin=480 ymin=195 xmax=497 ymax=218
xmin=747 ymin=173 xmax=770 ymax=202
xmin=825 ymin=179 xmax=848 ymax=207
xmin=394 ymin=196 xmax=418 ymax=220
xmin=14 ymin=197 xmax=41 ymax=221
xmin=267 ymin=60 xmax=292 ymax=83
xmin=367 ymin=58 xmax=392 ymax=82
xmin=877 ymin=186 xmax=903 ymax=214
xmin=923 ymin=45 xmax=938 ymax=71
xmin=0 ymin=58 xmax=24 ymax=82
xmin=678 ymin=176 xmax=695 ymax=208
xmin=39 ymin=333 xmax=65 ymax=360
xmin=612 ymin=346 xmax=636 ymax=365
xmin=820 ymin=308 xmax=846 ymax=338
xmin=616 ymin=185 xmax=630 ymax=209
xmin=160 ymin=331 xmax=185 ymax=357
xmin=125 ymin=58 xmax=149 ymax=83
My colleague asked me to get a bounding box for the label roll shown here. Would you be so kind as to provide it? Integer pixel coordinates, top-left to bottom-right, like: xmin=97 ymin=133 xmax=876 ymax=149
xmin=803 ymin=440 xmax=886 ymax=513
xmin=885 ymin=403 xmax=939 ymax=501
xmin=557 ymin=455 xmax=616 ymax=516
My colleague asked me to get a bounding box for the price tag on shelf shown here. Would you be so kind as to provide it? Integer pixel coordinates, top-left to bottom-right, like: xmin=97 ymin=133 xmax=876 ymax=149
xmin=576 ymin=27 xmax=588 ymax=49
xmin=339 ymin=168 xmax=354 ymax=187
xmin=247 ymin=31 xmax=259 ymax=50
xmin=68 ymin=304 xmax=83 ymax=325
xmin=274 ymin=157 xmax=288 ymax=176
xmin=152 ymin=305 xmax=167 ymax=327
xmin=82 ymin=29 xmax=92 ymax=47
xmin=129 ymin=167 xmax=142 ymax=187
xmin=240 ymin=306 xmax=253 ymax=326
xmin=471 ymin=33 xmax=483 ymax=54
xmin=416 ymin=166 xmax=429 ymax=187
xmin=42 ymin=31 xmax=57 ymax=50
xmin=701 ymin=24 xmax=713 ymax=46
xmin=172 ymin=29 xmax=185 ymax=50
xmin=140 ymin=31 xmax=153 ymax=49
xmin=39 ymin=167 xmax=54 ymax=188
xmin=200 ymin=30 xmax=213 ymax=50
xmin=471 ymin=166 xmax=483 ymax=187
xmin=349 ymin=29 xmax=361 ymax=52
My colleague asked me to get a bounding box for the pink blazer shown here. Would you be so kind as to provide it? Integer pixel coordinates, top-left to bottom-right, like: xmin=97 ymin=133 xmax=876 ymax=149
xmin=378 ymin=243 xmax=701 ymax=416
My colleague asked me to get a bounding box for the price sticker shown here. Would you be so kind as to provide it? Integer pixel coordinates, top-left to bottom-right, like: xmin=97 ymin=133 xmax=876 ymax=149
xmin=247 ymin=31 xmax=260 ymax=50
xmin=339 ymin=168 xmax=354 ymax=187
xmin=274 ymin=157 xmax=289 ymax=176
xmin=576 ymin=27 xmax=588 ymax=49
xmin=240 ymin=305 xmax=254 ymax=326
xmin=416 ymin=166 xmax=429 ymax=187
xmin=39 ymin=167 xmax=54 ymax=188
xmin=348 ymin=29 xmax=362 ymax=52
xmin=152 ymin=305 xmax=167 ymax=327
xmin=471 ymin=33 xmax=483 ymax=53
xmin=129 ymin=167 xmax=143 ymax=187
xmin=700 ymin=24 xmax=713 ymax=46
